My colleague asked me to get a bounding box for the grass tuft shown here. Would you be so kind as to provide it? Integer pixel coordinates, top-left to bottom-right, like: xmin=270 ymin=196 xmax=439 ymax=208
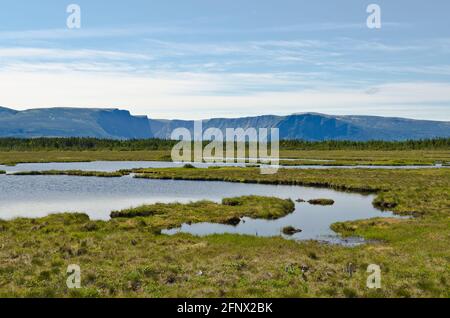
xmin=308 ymin=198 xmax=335 ymax=206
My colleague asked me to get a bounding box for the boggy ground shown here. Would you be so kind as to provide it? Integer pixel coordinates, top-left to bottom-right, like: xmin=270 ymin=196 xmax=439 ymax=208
xmin=0 ymin=167 xmax=449 ymax=298
xmin=1 ymin=149 xmax=449 ymax=166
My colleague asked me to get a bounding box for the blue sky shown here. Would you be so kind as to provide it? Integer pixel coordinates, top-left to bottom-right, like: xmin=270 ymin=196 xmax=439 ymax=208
xmin=0 ymin=0 xmax=449 ymax=120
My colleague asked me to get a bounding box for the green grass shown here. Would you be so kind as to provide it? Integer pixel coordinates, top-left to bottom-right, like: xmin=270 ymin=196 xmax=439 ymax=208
xmin=110 ymin=196 xmax=295 ymax=228
xmin=308 ymin=199 xmax=335 ymax=205
xmin=282 ymin=226 xmax=302 ymax=235
xmin=12 ymin=170 xmax=127 ymax=178
xmin=132 ymin=167 xmax=449 ymax=216
xmin=0 ymin=166 xmax=449 ymax=298
xmin=1 ymin=137 xmax=448 ymax=152
xmin=0 ymin=150 xmax=171 ymax=166
xmin=1 ymin=149 xmax=449 ymax=166
xmin=0 ymin=170 xmax=5 ymax=174
xmin=279 ymin=149 xmax=450 ymax=166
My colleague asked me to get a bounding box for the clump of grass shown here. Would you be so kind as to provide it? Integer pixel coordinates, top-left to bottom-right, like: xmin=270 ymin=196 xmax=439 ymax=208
xmin=308 ymin=198 xmax=335 ymax=206
xmin=0 ymin=170 xmax=5 ymax=174
xmin=373 ymin=193 xmax=398 ymax=210
xmin=282 ymin=226 xmax=302 ymax=235
xmin=81 ymin=222 xmax=99 ymax=232
xmin=222 ymin=198 xmax=243 ymax=206
xmin=183 ymin=164 xmax=196 ymax=169
xmin=110 ymin=204 xmax=160 ymax=218
xmin=224 ymin=216 xmax=241 ymax=226
xmin=330 ymin=222 xmax=358 ymax=236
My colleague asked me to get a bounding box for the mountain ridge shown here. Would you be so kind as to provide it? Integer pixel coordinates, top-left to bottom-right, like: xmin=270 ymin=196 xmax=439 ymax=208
xmin=0 ymin=107 xmax=449 ymax=141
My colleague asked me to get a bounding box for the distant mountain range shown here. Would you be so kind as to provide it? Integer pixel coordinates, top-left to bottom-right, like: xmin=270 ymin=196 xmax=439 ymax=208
xmin=1 ymin=106 xmax=449 ymax=141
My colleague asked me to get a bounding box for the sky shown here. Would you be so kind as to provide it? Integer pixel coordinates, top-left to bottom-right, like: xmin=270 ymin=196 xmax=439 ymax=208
xmin=0 ymin=0 xmax=449 ymax=120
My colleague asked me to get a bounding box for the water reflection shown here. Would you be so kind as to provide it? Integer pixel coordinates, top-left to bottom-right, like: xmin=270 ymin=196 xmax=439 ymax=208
xmin=0 ymin=174 xmax=399 ymax=244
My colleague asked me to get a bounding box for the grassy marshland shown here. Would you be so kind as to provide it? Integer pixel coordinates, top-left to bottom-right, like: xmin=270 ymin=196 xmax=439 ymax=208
xmin=0 ymin=150 xmax=171 ymax=166
xmin=0 ymin=149 xmax=449 ymax=166
xmin=1 ymin=136 xmax=449 ymax=167
xmin=0 ymin=167 xmax=449 ymax=298
xmin=132 ymin=167 xmax=450 ymax=216
xmin=279 ymin=150 xmax=450 ymax=166
xmin=0 ymin=138 xmax=448 ymax=167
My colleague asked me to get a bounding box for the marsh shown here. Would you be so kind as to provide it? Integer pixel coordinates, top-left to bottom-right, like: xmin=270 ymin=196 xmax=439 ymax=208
xmin=0 ymin=172 xmax=398 ymax=244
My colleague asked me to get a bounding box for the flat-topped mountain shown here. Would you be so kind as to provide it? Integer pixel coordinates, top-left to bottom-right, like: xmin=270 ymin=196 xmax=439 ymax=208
xmin=0 ymin=107 xmax=449 ymax=141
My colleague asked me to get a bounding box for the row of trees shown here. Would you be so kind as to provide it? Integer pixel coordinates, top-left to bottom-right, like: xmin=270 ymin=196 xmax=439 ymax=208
xmin=0 ymin=138 xmax=177 ymax=151
xmin=0 ymin=137 xmax=448 ymax=151
xmin=279 ymin=138 xmax=450 ymax=150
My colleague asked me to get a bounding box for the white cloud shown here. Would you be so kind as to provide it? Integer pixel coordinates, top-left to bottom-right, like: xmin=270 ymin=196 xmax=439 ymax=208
xmin=0 ymin=47 xmax=152 ymax=60
xmin=0 ymin=68 xmax=448 ymax=121
xmin=0 ymin=22 xmax=407 ymax=42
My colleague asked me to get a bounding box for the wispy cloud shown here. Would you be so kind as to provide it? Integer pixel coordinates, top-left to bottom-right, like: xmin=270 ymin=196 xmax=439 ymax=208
xmin=0 ymin=47 xmax=153 ymax=60
xmin=0 ymin=66 xmax=449 ymax=120
xmin=0 ymin=20 xmax=447 ymax=120
xmin=0 ymin=21 xmax=408 ymax=42
xmin=3 ymin=36 xmax=449 ymax=79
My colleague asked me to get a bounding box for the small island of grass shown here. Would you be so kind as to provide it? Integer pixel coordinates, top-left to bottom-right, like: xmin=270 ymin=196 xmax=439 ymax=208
xmin=282 ymin=226 xmax=302 ymax=235
xmin=308 ymin=198 xmax=335 ymax=206
xmin=110 ymin=195 xmax=295 ymax=229
xmin=12 ymin=170 xmax=126 ymax=178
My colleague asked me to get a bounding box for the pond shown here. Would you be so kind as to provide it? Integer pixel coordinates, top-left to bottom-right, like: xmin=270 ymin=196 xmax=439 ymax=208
xmin=0 ymin=173 xmax=399 ymax=245
xmin=0 ymin=160 xmax=446 ymax=174
xmin=0 ymin=161 xmax=245 ymax=173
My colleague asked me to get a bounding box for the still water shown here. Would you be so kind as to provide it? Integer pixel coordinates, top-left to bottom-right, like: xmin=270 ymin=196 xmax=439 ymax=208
xmin=0 ymin=161 xmax=245 ymax=173
xmin=0 ymin=173 xmax=398 ymax=244
xmin=0 ymin=160 xmax=446 ymax=173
